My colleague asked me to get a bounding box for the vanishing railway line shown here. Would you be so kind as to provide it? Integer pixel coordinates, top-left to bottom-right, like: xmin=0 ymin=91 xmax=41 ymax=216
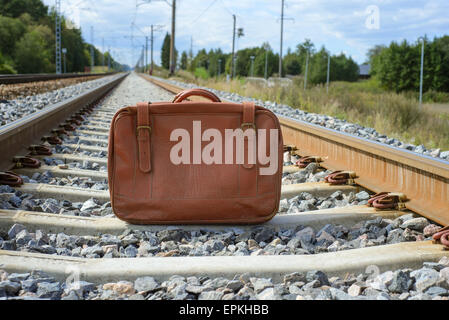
xmin=0 ymin=72 xmax=448 ymax=300
xmin=0 ymin=73 xmax=117 ymax=85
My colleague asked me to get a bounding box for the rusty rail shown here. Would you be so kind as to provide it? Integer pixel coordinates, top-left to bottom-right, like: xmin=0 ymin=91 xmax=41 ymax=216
xmin=141 ymin=74 xmax=449 ymax=226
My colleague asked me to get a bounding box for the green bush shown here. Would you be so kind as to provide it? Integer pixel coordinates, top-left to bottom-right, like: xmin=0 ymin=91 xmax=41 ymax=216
xmin=0 ymin=63 xmax=16 ymax=74
xmin=194 ymin=67 xmax=209 ymax=80
xmin=14 ymin=27 xmax=52 ymax=73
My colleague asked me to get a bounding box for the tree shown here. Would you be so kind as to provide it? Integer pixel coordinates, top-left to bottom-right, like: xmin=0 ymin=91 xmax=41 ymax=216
xmin=0 ymin=15 xmax=26 ymax=57
xmin=0 ymin=52 xmax=17 ymax=74
xmin=332 ymin=53 xmax=359 ymax=82
xmin=296 ymin=39 xmax=315 ymax=68
xmin=161 ymin=33 xmax=170 ymax=69
xmin=160 ymin=33 xmax=177 ymax=70
xmin=191 ymin=49 xmax=208 ymax=71
xmin=252 ymin=43 xmax=277 ymax=78
xmin=0 ymin=0 xmax=48 ymax=21
xmin=14 ymin=27 xmax=52 ymax=73
xmin=284 ymin=49 xmax=301 ymax=75
xmin=306 ymin=45 xmax=359 ymax=85
xmin=61 ymin=26 xmax=86 ymax=72
xmin=180 ymin=51 xmax=188 ymax=70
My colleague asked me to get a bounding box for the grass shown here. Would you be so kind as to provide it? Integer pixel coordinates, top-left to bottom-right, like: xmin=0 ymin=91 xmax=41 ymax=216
xmin=168 ymin=72 xmax=449 ymax=150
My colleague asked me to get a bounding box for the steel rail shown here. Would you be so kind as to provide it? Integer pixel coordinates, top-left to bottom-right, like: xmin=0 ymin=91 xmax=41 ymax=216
xmin=0 ymin=72 xmax=117 ymax=85
xmin=1 ymin=241 xmax=446 ymax=283
xmin=0 ymin=73 xmax=128 ymax=171
xmin=141 ymin=74 xmax=449 ymax=226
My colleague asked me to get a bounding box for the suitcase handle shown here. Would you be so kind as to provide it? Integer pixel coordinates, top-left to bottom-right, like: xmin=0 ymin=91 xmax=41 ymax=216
xmin=172 ymin=89 xmax=221 ymax=103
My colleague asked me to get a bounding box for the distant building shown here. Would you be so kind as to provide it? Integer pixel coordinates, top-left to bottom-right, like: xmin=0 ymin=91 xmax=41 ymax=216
xmin=359 ymin=63 xmax=371 ymax=79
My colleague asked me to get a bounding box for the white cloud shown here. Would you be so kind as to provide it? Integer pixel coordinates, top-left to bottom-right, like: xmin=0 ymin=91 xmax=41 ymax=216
xmin=43 ymin=0 xmax=449 ymax=66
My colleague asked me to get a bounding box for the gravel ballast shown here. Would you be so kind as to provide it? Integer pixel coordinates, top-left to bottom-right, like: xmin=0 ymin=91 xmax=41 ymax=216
xmin=1 ymin=257 xmax=448 ymax=300
xmin=1 ymin=212 xmax=440 ymax=258
xmin=0 ymin=74 xmax=122 ymax=127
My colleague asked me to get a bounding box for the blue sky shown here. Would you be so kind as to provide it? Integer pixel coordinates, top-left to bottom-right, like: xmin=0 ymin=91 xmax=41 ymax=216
xmin=43 ymin=0 xmax=449 ymax=67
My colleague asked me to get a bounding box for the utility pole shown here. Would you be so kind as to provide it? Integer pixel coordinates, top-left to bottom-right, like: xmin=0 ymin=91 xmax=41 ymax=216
xmin=169 ymin=0 xmax=176 ymax=75
xmin=419 ymin=37 xmax=425 ymax=107
xmin=55 ymin=0 xmax=62 ymax=74
xmin=279 ymin=0 xmax=284 ymax=78
xmin=150 ymin=26 xmax=154 ymax=74
xmin=62 ymin=48 xmax=67 ymax=73
xmin=90 ymin=26 xmax=94 ymax=73
xmin=326 ymin=52 xmax=330 ymax=93
xmin=304 ymin=50 xmax=309 ymax=90
xmin=218 ymin=59 xmax=222 ymax=77
xmin=264 ymin=44 xmax=269 ymax=80
xmin=250 ymin=56 xmax=255 ymax=77
xmin=190 ymin=36 xmax=193 ymax=64
xmin=231 ymin=14 xmax=236 ymax=79
xmin=102 ymin=38 xmax=105 ymax=69
xmin=149 ymin=24 xmax=164 ymax=75
xmin=107 ymin=47 xmax=111 ymax=71
xmin=145 ymin=35 xmax=148 ymax=73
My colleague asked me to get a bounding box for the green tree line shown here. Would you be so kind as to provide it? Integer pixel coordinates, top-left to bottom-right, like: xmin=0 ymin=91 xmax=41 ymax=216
xmin=0 ymin=0 xmax=124 ymax=74
xmin=369 ymin=36 xmax=449 ymax=93
xmin=160 ymin=36 xmax=360 ymax=84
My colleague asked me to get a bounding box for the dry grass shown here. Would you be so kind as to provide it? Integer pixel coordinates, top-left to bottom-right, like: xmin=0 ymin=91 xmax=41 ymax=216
xmin=170 ymin=74 xmax=449 ymax=150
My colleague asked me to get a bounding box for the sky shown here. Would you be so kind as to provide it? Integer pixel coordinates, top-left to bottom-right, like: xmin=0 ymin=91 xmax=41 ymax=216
xmin=43 ymin=0 xmax=449 ymax=67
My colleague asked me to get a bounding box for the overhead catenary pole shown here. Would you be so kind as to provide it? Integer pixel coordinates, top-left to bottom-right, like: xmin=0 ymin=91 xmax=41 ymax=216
xmin=145 ymin=35 xmax=148 ymax=73
xmin=326 ymin=52 xmax=330 ymax=93
xmin=90 ymin=26 xmax=94 ymax=73
xmin=231 ymin=14 xmax=236 ymax=78
xmin=107 ymin=47 xmax=111 ymax=71
xmin=250 ymin=56 xmax=255 ymax=77
xmin=142 ymin=45 xmax=145 ymax=70
xmin=304 ymin=50 xmax=309 ymax=90
xmin=419 ymin=37 xmax=425 ymax=107
xmin=189 ymin=36 xmax=193 ymax=66
xmin=150 ymin=25 xmax=154 ymax=74
xmin=55 ymin=0 xmax=62 ymax=74
xmin=169 ymin=0 xmax=176 ymax=75
xmin=279 ymin=0 xmax=284 ymax=78
xmin=264 ymin=44 xmax=269 ymax=80
xmin=62 ymin=48 xmax=67 ymax=73
xmin=102 ymin=38 xmax=105 ymax=68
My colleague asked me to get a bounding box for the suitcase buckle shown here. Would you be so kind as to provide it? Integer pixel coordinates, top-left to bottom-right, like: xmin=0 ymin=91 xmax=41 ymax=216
xmin=136 ymin=126 xmax=152 ymax=136
xmin=241 ymin=123 xmax=256 ymax=130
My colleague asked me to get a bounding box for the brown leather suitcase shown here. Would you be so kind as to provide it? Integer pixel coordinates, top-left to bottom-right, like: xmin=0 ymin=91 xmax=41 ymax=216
xmin=108 ymin=88 xmax=283 ymax=224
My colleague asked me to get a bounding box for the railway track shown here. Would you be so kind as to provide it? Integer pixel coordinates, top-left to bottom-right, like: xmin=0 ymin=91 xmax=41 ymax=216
xmin=0 ymin=73 xmax=116 ymax=85
xmin=0 ymin=72 xmax=448 ymax=300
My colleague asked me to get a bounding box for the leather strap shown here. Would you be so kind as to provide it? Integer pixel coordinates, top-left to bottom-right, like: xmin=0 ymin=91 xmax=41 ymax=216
xmin=137 ymin=102 xmax=152 ymax=173
xmin=173 ymin=89 xmax=221 ymax=103
xmin=242 ymin=102 xmax=256 ymax=170
xmin=242 ymin=102 xmax=255 ymax=125
xmin=240 ymin=102 xmax=257 ymax=197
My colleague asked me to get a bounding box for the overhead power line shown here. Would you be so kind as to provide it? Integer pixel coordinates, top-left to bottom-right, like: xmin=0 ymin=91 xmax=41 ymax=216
xmin=191 ymin=0 xmax=218 ymax=24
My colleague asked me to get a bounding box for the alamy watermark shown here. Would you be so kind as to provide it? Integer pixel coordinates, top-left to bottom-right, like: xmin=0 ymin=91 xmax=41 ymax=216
xmin=365 ymin=5 xmax=380 ymax=30
xmin=169 ymin=121 xmax=279 ymax=175
xmin=65 ymin=265 xmax=81 ymax=291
